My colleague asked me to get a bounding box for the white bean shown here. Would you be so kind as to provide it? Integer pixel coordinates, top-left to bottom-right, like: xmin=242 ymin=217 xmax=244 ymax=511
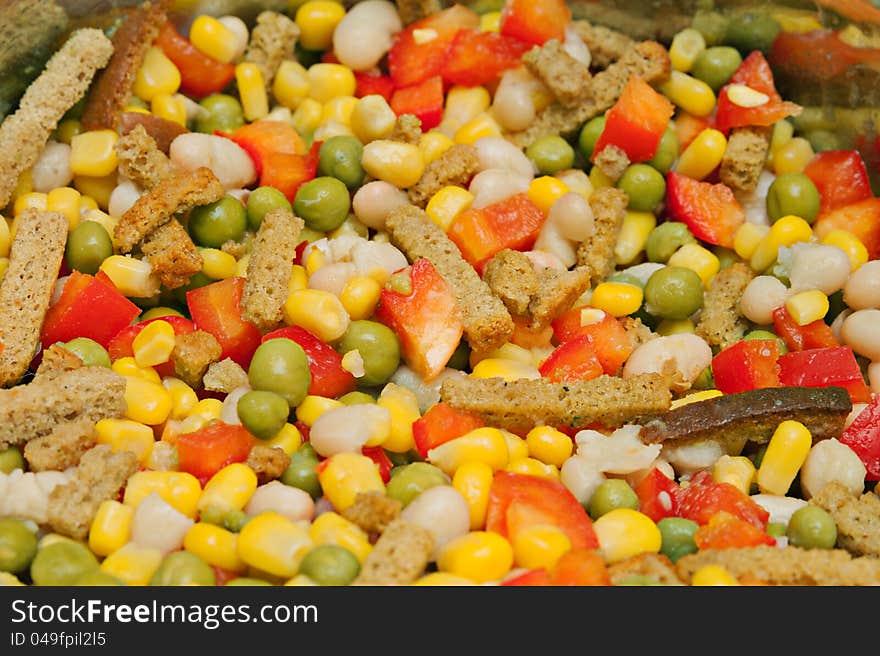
xmin=400 ymin=485 xmax=470 ymax=560
xmin=350 ymin=240 xmax=409 ymax=280
xmin=574 ymin=425 xmax=662 ymax=475
xmin=245 ymin=481 xmax=315 ymax=523
xmin=352 ymin=180 xmax=409 ymax=230
xmin=217 ymin=15 xmax=249 ymax=62
xmin=788 ymin=243 xmax=851 ymax=295
xmin=831 ymin=307 xmax=852 ymax=343
xmin=333 ymin=0 xmax=402 ymax=71
xmin=472 ymin=136 xmax=535 ymax=179
xmin=750 ymin=494 xmax=807 ymax=526
xmin=169 ymin=133 xmax=257 ymax=189
xmin=869 ymin=362 xmax=880 ymax=395
xmin=841 ymin=309 xmax=880 ymax=361
xmin=844 ymin=260 xmax=880 ymax=310
xmin=740 ymin=275 xmax=790 ymax=325
xmin=490 ymin=68 xmax=537 ymax=133
xmin=220 ymin=385 xmax=251 ymax=425
xmin=800 ymin=438 xmax=866 ymax=499
xmin=662 ymin=439 xmax=726 ymax=476
xmin=532 ymin=220 xmax=577 ymax=269
xmin=735 ymin=169 xmax=774 ymax=227
xmin=563 ymin=24 xmax=591 ymax=66
xmin=468 ymin=168 xmax=531 ymax=209
xmin=390 ymin=365 xmax=467 ymax=413
xmin=554 ymin=168 xmax=593 ymax=199
xmin=130 ymin=492 xmax=193 ymax=554
xmin=308 ymin=262 xmax=357 ymax=297
xmin=108 ymin=180 xmax=143 ymax=218
xmin=308 ymin=404 xmax=392 ymax=457
xmin=621 ymin=333 xmax=712 ymax=392
xmin=560 ymin=456 xmax=606 ymax=506
xmin=548 ymin=192 xmax=594 ymax=242
xmin=30 ymin=141 xmax=72 ymax=192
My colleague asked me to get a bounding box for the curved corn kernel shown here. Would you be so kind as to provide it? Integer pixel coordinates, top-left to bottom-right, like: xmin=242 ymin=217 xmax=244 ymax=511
xmin=412 ymin=572 xmax=477 ymax=586
xmin=73 ymin=174 xmax=116 ymax=211
xmin=288 ymin=264 xmax=309 ymax=292
xmin=439 ymin=85 xmax=491 ymax=136
xmin=273 ymin=60 xmax=310 ymax=110
xmin=428 ymin=427 xmax=510 ymax=476
xmin=99 ymin=255 xmax=161 ymax=299
xmin=592 ymin=508 xmax=662 ymax=564
xmin=13 ymin=191 xmax=47 ymax=217
xmin=308 ymin=63 xmax=356 ymax=103
xmin=453 ymin=461 xmax=494 ymax=530
xmin=189 ymin=14 xmax=239 ymax=63
xmin=0 ymin=218 xmax=9 ymax=258
xmin=691 ymin=564 xmax=740 ymax=586
xmin=675 ymin=128 xmax=727 ymax=181
xmin=283 ymin=288 xmax=350 ymax=342
xmin=418 ymin=130 xmax=455 ymax=164
xmin=667 ymin=242 xmax=720 ymax=287
xmin=470 ymin=342 xmax=534 ymax=369
xmin=750 ymin=215 xmax=813 ymax=272
xmin=296 ymin=0 xmax=346 ymax=51
xmin=296 ymin=395 xmax=345 ymax=427
xmin=150 ymin=93 xmax=187 ymax=126
xmin=133 ymin=47 xmax=181 ymax=101
xmin=511 ymin=524 xmax=572 ymax=571
xmin=88 ymin=500 xmax=133 ymax=557
xmin=304 ymin=247 xmax=327 ymax=275
xmin=660 ymin=71 xmax=716 ymax=117
xmin=309 ymin=511 xmax=373 ymax=563
xmin=184 ymin=522 xmax=246 ymax=572
xmin=453 ymin=112 xmax=502 ymax=145
xmin=669 ymin=27 xmax=706 ymax=72
xmin=712 ymin=454 xmax=756 ymax=495
xmin=292 ymin=98 xmax=324 ymax=137
xmin=99 ymin=543 xmax=163 ymax=586
xmin=819 ymin=228 xmax=869 ymax=271
xmin=124 ymin=470 xmax=202 ymax=518
xmin=46 ymin=186 xmax=82 ymax=227
xmin=590 ymin=282 xmax=644 ymax=318
xmin=112 ymin=357 xmax=161 ymax=383
xmin=526 ymin=426 xmax=573 ymax=468
xmin=471 ymin=358 xmax=541 ymax=382
xmin=670 ymin=389 xmax=723 ymax=410
xmin=322 ymin=95 xmax=358 ymax=127
xmin=264 ymin=422 xmax=303 ymax=455
xmin=726 ymin=84 xmax=770 ymax=108
xmin=656 ymin=318 xmax=697 ymax=336
xmin=132 ymin=319 xmax=176 ymax=368
xmin=238 ymin=511 xmax=313 ymax=578
xmin=198 ymin=247 xmax=237 ymax=280
xmin=771 ymin=137 xmax=814 ymax=175
xmin=785 ymin=289 xmax=829 ymax=326
xmin=376 ymin=383 xmax=420 ymax=453
xmin=614 ymin=210 xmax=656 ymax=266
xmin=236 ymin=62 xmax=269 ymax=122
xmin=757 ymin=420 xmax=812 ymax=495
xmin=78 ymin=195 xmax=99 ymax=214
xmin=142 ymin=307 xmax=183 ymax=322
xmin=350 ymin=94 xmax=397 ymax=144
xmin=123 ymin=375 xmax=173 ymax=425
xmin=69 ymin=129 xmax=119 ymax=179
xmin=769 ymin=119 xmax=794 ymax=160
xmin=733 ymin=222 xmax=770 ymax=261
xmin=502 ymin=430 xmax=529 ymax=462
xmin=479 ymin=10 xmax=501 ymax=32
xmin=528 ymin=176 xmax=570 ymax=215
xmin=360 ymin=139 xmax=426 ymax=189
xmin=505 ymin=456 xmax=559 ymax=479
xmin=426 ymin=185 xmax=474 ymax=232
xmin=198 ymin=463 xmax=258 ymax=514
xmin=340 ymin=275 xmax=382 ymax=320
xmin=94 ymin=418 xmax=155 ymax=465
xmin=437 ymin=531 xmax=514 ymax=584
xmin=318 ymin=452 xmax=385 ymax=511
xmin=589 ymin=165 xmax=615 ymax=190
xmin=188 ymin=398 xmax=224 ymax=421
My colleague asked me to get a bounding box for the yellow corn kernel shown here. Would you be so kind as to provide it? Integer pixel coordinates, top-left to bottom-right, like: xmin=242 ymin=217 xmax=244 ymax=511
xmin=307 ymin=63 xmax=356 ymax=104
xmin=146 ymin=439 xmax=177 ymax=471
xmin=428 ymin=427 xmax=509 ymax=476
xmin=479 ymin=10 xmax=501 ymax=32
xmin=669 ymin=27 xmax=706 ymax=72
xmin=291 ymin=98 xmax=324 ymax=137
xmin=273 ymin=60 xmax=311 ymax=110
xmin=236 ymin=62 xmax=269 ymax=122
xmin=80 ymin=209 xmax=117 ymax=238
xmin=74 ymin=174 xmax=116 ymax=212
xmin=283 ymin=288 xmax=350 ymax=342
xmin=123 ymin=375 xmax=173 ymax=426
xmin=512 ymin=524 xmax=572 ymax=571
xmin=526 ymin=425 xmax=573 ymax=468
xmin=502 ymin=430 xmax=529 ymax=462
xmin=412 ymin=572 xmax=476 ymax=586
xmin=303 ymin=247 xmax=326 ymax=275
xmin=198 ymin=463 xmax=258 ymax=514
xmin=38 ymin=533 xmax=78 ymax=550
xmin=285 ymin=573 xmax=318 ymax=586
xmin=660 ymin=71 xmax=716 ymax=117
xmin=667 ymin=242 xmax=720 ymax=287
xmin=769 ymin=119 xmax=794 ymax=161
xmin=161 ymin=377 xmax=199 ymax=419
xmin=453 ymin=112 xmax=502 ymax=145
xmin=426 ymin=185 xmax=474 ymax=232
xmin=296 ymin=395 xmax=344 ymax=426
xmin=527 ymin=176 xmax=570 ymax=215
xmin=150 ymin=93 xmax=187 ymax=126
xmin=99 ymin=543 xmax=163 ymax=586
xmin=773 ymin=9 xmax=823 ymax=33
xmin=69 ymin=130 xmax=119 ymax=179
xmin=321 ymin=95 xmax=358 ymax=129
xmin=691 ymin=564 xmax=741 ymax=586
xmin=339 ymin=275 xmax=382 ymax=320
xmin=712 ymin=454 xmax=756 ymax=495
xmin=184 ymin=522 xmax=246 ymax=572
xmin=296 ymin=0 xmax=346 ymax=50
xmin=350 ymin=94 xmax=397 ymax=144
xmin=238 ymin=511 xmax=313 ymax=578
xmin=0 ymin=219 xmax=9 ymax=259
xmin=197 ymin=247 xmax=236 ymax=280
xmin=750 ymin=214 xmax=813 ymax=272
xmin=132 ymin=319 xmax=176 ymax=368
xmin=470 ymin=342 xmax=535 ymax=369
xmin=437 ymin=531 xmax=513 ymax=584
xmin=264 ymin=422 xmax=303 ymax=455
xmin=233 ymin=253 xmax=250 ymax=278
xmin=771 ymin=137 xmax=814 ymax=175
xmin=99 ymin=255 xmax=161 ymax=298
xmin=418 ymin=130 xmax=455 ymax=164
xmin=675 ymin=128 xmax=727 ymax=181
xmin=13 ymin=191 xmax=47 ymax=216
xmin=360 ymin=139 xmax=425 ymax=189
xmin=88 ymin=500 xmax=134 ymax=557
xmin=288 ymin=263 xmax=308 ymax=292
xmin=189 ymin=398 xmax=224 ymax=423
xmin=757 ymin=420 xmax=813 ymax=495
xmin=733 ymin=222 xmax=770 ymax=261
xmin=94 ymin=418 xmax=155 ymax=465
xmin=133 ymin=46 xmax=181 ymax=101
xmin=656 ymin=318 xmax=696 ymax=336
xmin=590 ymin=281 xmax=643 ymax=318
xmin=615 ymin=210 xmax=656 ymax=266
xmin=45 ymin=186 xmax=81 ymax=228
xmin=589 ymin=165 xmax=615 ymax=190
xmin=55 ymin=118 xmax=82 ymax=144
xmin=309 ymin=512 xmax=373 ymax=563
xmin=786 ymin=289 xmax=829 ymax=326
xmin=669 ymin=389 xmax=723 ymax=410
xmin=112 ymin=356 xmax=161 ymax=383
xmin=124 ymin=470 xmax=202 ymax=518
xmin=376 ymin=383 xmax=421 ymax=453
xmin=820 ymin=229 xmax=869 ymax=272
xmin=506 ymin=456 xmax=559 ymax=480
xmin=318 ymin=452 xmax=385 ymax=511
xmin=471 ymin=358 xmax=541 ymax=382
xmin=592 ymin=508 xmax=662 ymax=564
xmin=452 ymin=461 xmax=494 ymax=530
xmin=189 ymin=14 xmax=239 ymax=63
xmin=79 ymin=194 xmax=98 ymax=214
xmin=440 ymin=85 xmax=490 ymax=137
xmin=142 ymin=307 xmax=183 ymax=322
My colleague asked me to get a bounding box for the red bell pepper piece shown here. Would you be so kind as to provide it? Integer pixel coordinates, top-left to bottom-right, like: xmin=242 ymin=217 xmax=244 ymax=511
xmin=389 ymin=75 xmax=444 ymax=131
xmin=447 ymin=193 xmax=546 ymax=274
xmin=387 ymin=4 xmax=480 ymax=88
xmin=486 ymin=471 xmax=599 ymax=551
xmin=593 ymin=75 xmax=675 ymax=164
xmin=107 ymin=315 xmax=197 ymax=377
xmin=499 ymin=0 xmax=572 ymax=46
xmin=500 ymin=569 xmax=552 ymax=586
xmin=411 ymin=401 xmax=485 ymax=458
xmin=803 ymin=150 xmax=873 ymax=217
xmin=694 ymin=511 xmax=776 ymax=551
xmin=770 ymin=29 xmax=880 ymax=82
xmin=676 ymin=470 xmax=769 ymax=529
xmin=840 ymin=396 xmax=880 ymax=481
xmin=175 ymin=420 xmax=255 ymax=485
xmin=711 ymin=339 xmax=782 ymax=394
xmin=714 ymin=50 xmax=802 ymax=134
xmin=538 ymin=334 xmax=604 ymax=383
xmin=259 ymin=143 xmax=322 ymax=204
xmin=374 ymin=258 xmax=464 ymax=382
xmin=814 ymin=198 xmax=880 ymax=261
xmin=362 ymin=446 xmax=393 ymax=484
xmin=665 ymin=171 xmax=745 ymax=248
xmin=186 ymin=277 xmax=262 ymax=369
xmin=441 ymin=29 xmax=532 ymax=87
xmin=549 ymin=549 xmax=611 ymax=586
xmin=635 ymin=467 xmax=681 ymax=523
xmin=41 ymin=271 xmax=141 ymax=349
xmin=674 ymin=112 xmax=712 ymax=151
xmin=261 ymin=326 xmax=356 ymax=399
xmin=771 ymin=305 xmax=839 ymax=352
xmin=777 ymin=345 xmax=871 ymax=404
xmin=223 ymin=120 xmax=307 ymax=177
xmin=354 ymin=71 xmax=395 ymax=103
xmin=155 ymin=22 xmax=235 ymax=99
xmin=550 ymin=309 xmax=634 ymax=376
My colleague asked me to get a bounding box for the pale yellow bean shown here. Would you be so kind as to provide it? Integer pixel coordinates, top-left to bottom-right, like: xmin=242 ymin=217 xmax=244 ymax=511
xmin=844 ymin=260 xmax=880 ymax=310
xmin=841 ymin=309 xmax=880 ymax=361
xmin=352 ymin=180 xmax=409 ymax=230
xmin=468 ymin=168 xmax=530 ymax=209
xmin=333 ymin=0 xmax=402 ymax=71
xmin=740 ymin=275 xmax=790 ymax=325
xmin=800 ymin=438 xmax=866 ymax=499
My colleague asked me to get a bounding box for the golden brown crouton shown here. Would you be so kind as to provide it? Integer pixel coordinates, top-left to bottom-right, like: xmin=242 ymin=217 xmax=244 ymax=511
xmin=140 ymin=219 xmax=203 ymax=290
xmin=23 ymin=417 xmax=96 ymax=473
xmin=482 ymin=249 xmax=540 ymax=316
xmin=0 ymin=28 xmax=114 ymax=208
xmin=608 ymin=552 xmax=685 ymax=586
xmin=719 ymin=126 xmax=771 ymax=193
xmin=355 ymin=518 xmax=434 ymax=585
xmin=577 ymin=187 xmax=628 ymax=286
xmin=390 ymin=114 xmax=423 ymax=144
xmin=522 ymin=39 xmax=593 ymax=108
xmin=115 ymin=123 xmax=175 ymax=190
xmin=203 ymin=357 xmax=250 ymax=393
xmin=408 ymin=144 xmax=480 ymax=208
xmin=341 ymin=491 xmax=402 ymax=537
xmin=395 ymin=0 xmax=443 ymax=25
xmin=619 ymin=315 xmax=657 ymax=350
xmin=246 ymin=444 xmax=291 ymax=486
xmin=172 ymin=330 xmax=222 ymax=389
xmin=0 ymin=209 xmax=68 ymax=387
xmin=592 ymin=144 xmax=631 ymax=183
xmin=810 ymin=481 xmax=880 ymax=558
xmin=528 ymin=266 xmax=593 ymax=330
xmin=571 ymin=20 xmax=635 ymax=69
xmin=244 ymin=10 xmax=301 ymax=89
xmin=695 ymin=262 xmax=755 ymax=350
xmin=34 ymin=343 xmax=83 ymax=381
xmin=118 ymin=111 xmax=189 ymax=154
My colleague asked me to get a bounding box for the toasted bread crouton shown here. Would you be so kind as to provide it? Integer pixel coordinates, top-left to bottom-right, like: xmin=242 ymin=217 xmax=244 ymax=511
xmin=720 ymin=126 xmax=771 ymax=193
xmin=528 ymin=266 xmax=593 ymax=330
xmin=47 ymin=445 xmax=138 ymax=541
xmin=571 ymin=20 xmax=636 ymax=69
xmin=592 ymin=144 xmax=631 ymax=183
xmin=80 ymin=0 xmax=170 ymax=131
xmin=385 ymin=204 xmax=514 ymax=353
xmin=203 ymin=357 xmax=250 ymax=394
xmin=619 ymin=315 xmax=657 ymax=350
xmin=0 ymin=28 xmax=114 ymax=208
xmin=355 ymin=518 xmax=434 ymax=585
xmin=523 ymin=39 xmax=593 ymax=108
xmin=23 ymin=417 xmax=96 ymax=473
xmin=172 ymin=330 xmax=222 ymax=389
xmin=483 ymin=249 xmax=540 ymax=316
xmin=119 ymin=111 xmax=189 ymax=154
xmin=695 ymin=262 xmax=755 ymax=349
xmin=241 ymin=208 xmax=304 ymax=332
xmin=115 ymin=124 xmax=175 ymax=190
xmin=0 ymin=366 xmax=126 ymax=449
xmin=408 ymin=144 xmax=480 ymax=208
xmin=140 ymin=219 xmax=203 ymax=290
xmin=608 ymin=552 xmax=685 ymax=586
xmin=114 ymin=166 xmax=224 ymax=253
xmin=244 ymin=10 xmax=300 ymax=88
xmin=810 ymin=481 xmax=880 ymax=558
xmin=0 ymin=209 xmax=68 ymax=387
xmin=390 ymin=114 xmax=422 ymax=144
xmin=34 ymin=343 xmax=83 ymax=381
xmin=440 ymin=372 xmax=671 ymax=433
xmin=577 ymin=187 xmax=628 ymax=286
xmin=341 ymin=491 xmax=402 ymax=537
xmin=395 ymin=0 xmax=443 ymax=25
xmin=246 ymin=444 xmax=292 ymax=485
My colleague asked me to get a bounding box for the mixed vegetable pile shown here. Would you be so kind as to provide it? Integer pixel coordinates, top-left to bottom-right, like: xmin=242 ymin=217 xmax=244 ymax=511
xmin=1 ymin=0 xmax=880 ymax=587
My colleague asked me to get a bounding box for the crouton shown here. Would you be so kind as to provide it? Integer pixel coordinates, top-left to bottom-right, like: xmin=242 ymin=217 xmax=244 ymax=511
xmin=119 ymin=111 xmax=188 ymax=154
xmin=719 ymin=126 xmax=771 ymax=193
xmin=577 ymin=187 xmax=628 ymax=286
xmin=571 ymin=20 xmax=635 ymax=69
xmin=522 ymin=39 xmax=593 ymax=108
xmin=0 ymin=209 xmax=68 ymax=387
xmin=592 ymin=144 xmax=631 ymax=183
xmin=140 ymin=219 xmax=203 ymax=290
xmin=528 ymin=266 xmax=592 ymax=330
xmin=244 ymin=10 xmax=300 ymax=88
xmin=203 ymin=357 xmax=250 ymax=394
xmin=115 ymin=123 xmax=175 ymax=190
xmin=172 ymin=330 xmax=222 ymax=389
xmin=619 ymin=315 xmax=657 ymax=350
xmin=395 ymin=0 xmax=443 ymax=25
xmin=341 ymin=491 xmax=402 ymax=537
xmin=390 ymin=114 xmax=423 ymax=144
xmin=607 ymin=552 xmax=685 ymax=586
xmin=482 ymin=249 xmax=540 ymax=316
xmin=407 ymin=144 xmax=480 ymax=208
xmin=355 ymin=518 xmax=434 ymax=585
xmin=23 ymin=417 xmax=96 ymax=473
xmin=246 ymin=444 xmax=292 ymax=486
xmin=695 ymin=262 xmax=755 ymax=350
xmin=810 ymin=481 xmax=880 ymax=558
xmin=34 ymin=343 xmax=83 ymax=381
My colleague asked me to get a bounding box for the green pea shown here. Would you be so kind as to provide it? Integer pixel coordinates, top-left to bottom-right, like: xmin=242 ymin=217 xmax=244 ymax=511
xmin=386 ymin=462 xmax=450 ymax=507
xmin=195 ymin=94 xmax=244 ymax=134
xmin=578 ymin=116 xmax=606 ymax=160
xmin=30 ymin=541 xmax=99 ymax=586
xmin=74 ymin=570 xmax=125 ymax=586
xmin=766 ymin=173 xmax=821 ymax=224
xmin=248 ymin=338 xmax=312 ymax=408
xmin=526 ymin=135 xmax=575 ymax=175
xmin=766 ymin=521 xmax=787 ymax=538
xmin=188 ymin=196 xmax=248 ymax=248
xmin=645 ymin=221 xmax=696 ymax=263
xmin=199 ymin=503 xmax=227 ymax=527
xmin=62 ymin=337 xmax=111 ymax=368
xmin=339 ymin=390 xmax=375 ymax=405
xmin=691 ymin=10 xmax=729 ymax=47
xmin=293 ymin=176 xmax=351 ymax=233
xmin=246 ymin=186 xmax=292 ymax=231
xmin=151 ymin=551 xmax=216 ymax=586
xmin=743 ymin=329 xmax=788 ymax=354
xmin=617 ymin=164 xmax=666 ymax=212
xmin=787 ymin=505 xmax=837 ymax=549
xmin=225 ymin=576 xmax=272 ymax=586
xmin=647 ymin=128 xmax=679 ymax=174
xmin=0 ymin=519 xmax=37 ymax=575
xmin=298 ymin=544 xmax=360 ymax=586
xmin=724 ymin=11 xmax=780 ymax=55
xmin=281 ymin=443 xmax=322 ymax=499
xmin=237 ymin=390 xmax=290 ymax=440
xmin=616 ymin=575 xmax=664 ymax=586
xmin=713 ymin=246 xmax=739 ymax=270
xmin=447 ymin=341 xmax=470 ymax=371
xmin=588 ymin=479 xmax=639 ymax=520
xmin=0 ymin=446 xmax=24 ymax=474
xmin=657 ymin=517 xmax=699 ymax=562
xmin=318 ymin=135 xmax=365 ymax=189
xmin=690 ymin=46 xmax=743 ymax=93
xmin=644 ymin=266 xmax=704 ymax=320
xmin=336 ymin=320 xmax=401 ymax=388
xmin=223 ymin=509 xmax=251 ymax=533
xmin=65 ymin=220 xmax=113 ymax=275
xmin=806 ymin=129 xmax=841 ymax=153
